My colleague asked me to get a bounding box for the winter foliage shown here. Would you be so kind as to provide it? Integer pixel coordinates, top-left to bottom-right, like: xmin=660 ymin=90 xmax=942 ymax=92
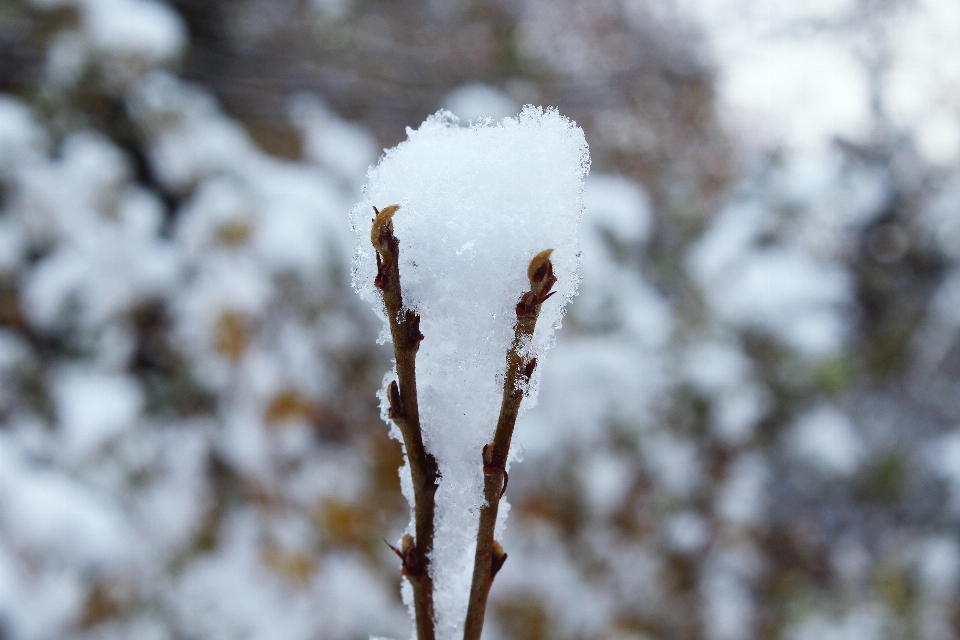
xmin=1 ymin=0 xmax=960 ymax=639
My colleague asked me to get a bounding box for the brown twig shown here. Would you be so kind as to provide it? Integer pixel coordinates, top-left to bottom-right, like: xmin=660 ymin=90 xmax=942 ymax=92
xmin=372 ymin=205 xmax=439 ymax=640
xmin=463 ymin=249 xmax=557 ymax=640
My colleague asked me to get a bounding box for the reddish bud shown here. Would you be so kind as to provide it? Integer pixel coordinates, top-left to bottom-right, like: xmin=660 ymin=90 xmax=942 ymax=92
xmin=405 ymin=309 xmax=424 ymax=344
xmin=387 ymin=380 xmax=403 ymax=420
xmin=386 ymin=535 xmax=420 ymax=576
xmin=491 ymin=541 xmax=508 ymax=578
xmin=370 ymin=204 xmax=400 ymax=251
xmin=522 ymin=358 xmax=537 ymax=379
xmin=527 ymin=249 xmax=554 ymax=283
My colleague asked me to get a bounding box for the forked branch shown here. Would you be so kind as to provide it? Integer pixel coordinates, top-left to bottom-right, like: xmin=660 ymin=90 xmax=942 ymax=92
xmin=371 ymin=205 xmax=439 ymax=640
xmin=463 ymin=249 xmax=557 ymax=640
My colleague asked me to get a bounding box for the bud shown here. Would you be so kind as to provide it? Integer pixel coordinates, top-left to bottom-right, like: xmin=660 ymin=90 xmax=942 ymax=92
xmin=491 ymin=541 xmax=508 ymax=578
xmin=516 ymin=250 xmax=558 ymax=317
xmin=387 ymin=380 xmax=404 ymax=420
xmin=370 ymin=204 xmax=401 ymax=254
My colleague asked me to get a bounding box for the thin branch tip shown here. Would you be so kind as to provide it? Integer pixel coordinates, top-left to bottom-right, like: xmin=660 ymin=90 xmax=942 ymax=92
xmin=527 ymin=248 xmax=555 ymax=283
xmin=371 ymin=203 xmax=401 ymax=253
xmin=465 ymin=250 xmax=558 ymax=640
xmin=370 ymin=202 xmax=436 ymax=640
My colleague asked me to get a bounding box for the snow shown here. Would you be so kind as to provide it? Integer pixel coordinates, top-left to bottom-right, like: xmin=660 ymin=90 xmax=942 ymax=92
xmin=126 ymin=426 xmax=210 ymax=560
xmin=495 ymin=525 xmax=617 ymax=637
xmin=0 ymin=554 xmax=85 ymax=640
xmin=8 ymin=131 xmax=178 ymax=332
xmin=666 ymin=511 xmax=710 ymax=553
xmin=172 ymin=512 xmax=317 ymax=640
xmin=0 ymin=216 xmax=24 ymax=273
xmin=82 ymin=0 xmax=186 ymax=64
xmin=352 ymin=106 xmax=589 ymax=637
xmin=54 ymin=370 xmax=143 ymax=460
xmin=594 ymin=534 xmax=662 ymax=611
xmin=883 ymin=0 xmax=960 ymax=163
xmin=0 ymin=434 xmax=133 ymax=567
xmin=166 ymin=540 xmax=403 ymax=640
xmin=0 ymin=96 xmax=46 ymax=171
xmin=675 ymin=0 xmax=960 ymax=166
xmin=701 ymin=545 xmax=762 ymax=640
xmin=789 ymin=404 xmax=864 ymax=478
xmin=16 ymin=130 xmax=130 ymax=244
xmin=289 ymin=93 xmax=380 ymax=185
xmin=582 ymin=174 xmax=654 ymax=245
xmin=685 ymin=341 xmax=752 ymax=393
xmin=44 ymin=30 xmax=88 ymax=86
xmin=128 ymin=72 xmax=261 ymax=191
xmin=715 ymin=453 xmax=768 ymax=527
xmin=716 ymin=37 xmax=870 ymax=157
xmin=308 ymin=0 xmax=351 ymax=20
xmin=4 ymin=0 xmax=960 ymax=637
xmin=683 ymin=340 xmax=769 ymax=445
xmin=913 ymin=266 xmax=960 ymax=372
xmin=788 ymin=605 xmax=889 ymax=640
xmin=930 ymin=430 xmax=960 ymax=514
xmin=579 ymin=451 xmax=635 ymax=519
xmin=642 ymin=432 xmax=702 ymax=499
xmin=575 ymin=243 xmax=670 ymax=344
xmin=916 ymin=536 xmax=960 ymax=600
xmin=25 ymin=196 xmax=176 ymax=328
xmin=0 ymin=18 xmax=398 ymax=637
xmin=830 ymin=539 xmax=872 ymax=587
xmin=516 ymin=169 xmax=671 ymax=460
xmin=713 ymin=385 xmax=767 ymax=446
xmin=26 ymin=0 xmax=185 ymax=91
xmin=923 ymin=180 xmax=960 ymax=260
xmin=0 ymin=330 xmax=28 ymax=376
xmin=517 ymin=335 xmax=665 ymax=456
xmin=688 ymin=200 xmax=851 ymax=358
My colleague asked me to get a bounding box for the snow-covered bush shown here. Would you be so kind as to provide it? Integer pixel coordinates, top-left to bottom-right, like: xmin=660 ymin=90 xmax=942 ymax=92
xmin=3 ymin=0 xmax=960 ymax=639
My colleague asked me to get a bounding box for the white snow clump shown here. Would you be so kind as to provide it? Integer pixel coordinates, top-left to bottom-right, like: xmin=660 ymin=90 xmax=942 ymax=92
xmin=351 ymin=105 xmax=589 ymax=638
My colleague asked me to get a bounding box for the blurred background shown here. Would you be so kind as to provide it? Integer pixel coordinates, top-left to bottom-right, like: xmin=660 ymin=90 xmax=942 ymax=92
xmin=1 ymin=0 xmax=960 ymax=638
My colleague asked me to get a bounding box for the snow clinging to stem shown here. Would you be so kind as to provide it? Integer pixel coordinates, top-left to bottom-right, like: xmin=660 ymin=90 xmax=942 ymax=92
xmin=350 ymin=105 xmax=589 ymax=638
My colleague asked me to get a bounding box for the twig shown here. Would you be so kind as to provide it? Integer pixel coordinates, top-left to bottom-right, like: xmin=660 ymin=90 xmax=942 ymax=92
xmin=463 ymin=249 xmax=557 ymax=640
xmin=372 ymin=205 xmax=439 ymax=640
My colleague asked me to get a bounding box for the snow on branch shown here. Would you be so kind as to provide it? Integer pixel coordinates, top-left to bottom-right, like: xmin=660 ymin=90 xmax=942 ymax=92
xmin=351 ymin=106 xmax=589 ymax=639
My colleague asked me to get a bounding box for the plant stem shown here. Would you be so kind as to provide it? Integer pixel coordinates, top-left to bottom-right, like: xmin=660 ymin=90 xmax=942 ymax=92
xmin=372 ymin=205 xmax=438 ymax=640
xmin=463 ymin=249 xmax=557 ymax=640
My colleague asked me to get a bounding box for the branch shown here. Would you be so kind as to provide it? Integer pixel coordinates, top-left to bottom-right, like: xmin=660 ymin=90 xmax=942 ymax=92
xmin=372 ymin=205 xmax=439 ymax=640
xmin=463 ymin=249 xmax=557 ymax=640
